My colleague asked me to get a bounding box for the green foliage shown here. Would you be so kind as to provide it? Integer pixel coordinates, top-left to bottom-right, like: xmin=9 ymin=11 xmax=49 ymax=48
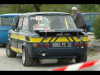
xmin=90 ymin=15 xmax=100 ymax=39
xmin=40 ymin=4 xmax=67 ymax=12
xmin=1 ymin=4 xmax=100 ymax=15
xmin=0 ymin=4 xmax=78 ymax=15
xmin=6 ymin=4 xmax=36 ymax=13
xmin=0 ymin=7 xmax=8 ymax=14
xmin=90 ymin=4 xmax=100 ymax=39
xmin=78 ymin=4 xmax=97 ymax=13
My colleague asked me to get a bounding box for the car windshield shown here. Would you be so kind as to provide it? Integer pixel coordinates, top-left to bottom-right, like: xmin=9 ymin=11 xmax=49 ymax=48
xmin=29 ymin=15 xmax=77 ymax=31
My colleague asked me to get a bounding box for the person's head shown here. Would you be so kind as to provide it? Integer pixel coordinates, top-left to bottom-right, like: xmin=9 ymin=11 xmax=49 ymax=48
xmin=72 ymin=7 xmax=77 ymax=14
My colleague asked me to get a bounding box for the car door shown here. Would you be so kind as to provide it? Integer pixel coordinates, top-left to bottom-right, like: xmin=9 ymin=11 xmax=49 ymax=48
xmin=0 ymin=17 xmax=13 ymax=44
xmin=17 ymin=17 xmax=29 ymax=54
xmin=17 ymin=17 xmax=24 ymax=54
xmin=84 ymin=14 xmax=95 ymax=32
xmin=10 ymin=17 xmax=23 ymax=53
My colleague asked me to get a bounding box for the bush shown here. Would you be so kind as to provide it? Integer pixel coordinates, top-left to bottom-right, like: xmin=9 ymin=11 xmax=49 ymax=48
xmin=91 ymin=15 xmax=100 ymax=39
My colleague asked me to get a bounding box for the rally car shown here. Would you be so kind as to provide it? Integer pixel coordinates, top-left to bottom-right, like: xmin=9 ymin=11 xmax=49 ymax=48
xmin=6 ymin=12 xmax=88 ymax=66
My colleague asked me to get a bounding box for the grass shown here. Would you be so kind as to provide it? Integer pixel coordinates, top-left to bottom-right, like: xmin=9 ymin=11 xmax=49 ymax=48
xmin=87 ymin=50 xmax=94 ymax=56
xmin=87 ymin=40 xmax=91 ymax=43
xmin=92 ymin=38 xmax=96 ymax=39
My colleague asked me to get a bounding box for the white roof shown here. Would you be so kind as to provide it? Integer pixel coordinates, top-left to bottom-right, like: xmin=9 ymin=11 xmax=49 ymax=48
xmin=20 ymin=12 xmax=69 ymax=16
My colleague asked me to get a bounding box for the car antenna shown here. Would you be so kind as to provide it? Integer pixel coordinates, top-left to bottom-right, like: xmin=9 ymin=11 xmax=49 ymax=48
xmin=45 ymin=32 xmax=47 ymax=40
xmin=61 ymin=32 xmax=63 ymax=37
xmin=77 ymin=32 xmax=80 ymax=39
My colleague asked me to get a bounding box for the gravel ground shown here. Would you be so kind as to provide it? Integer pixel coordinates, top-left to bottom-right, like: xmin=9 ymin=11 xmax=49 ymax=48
xmin=80 ymin=50 xmax=100 ymax=71
xmin=0 ymin=46 xmax=76 ymax=71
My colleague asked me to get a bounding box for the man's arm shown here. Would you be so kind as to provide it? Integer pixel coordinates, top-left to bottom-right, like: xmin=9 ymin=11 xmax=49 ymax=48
xmin=73 ymin=12 xmax=78 ymax=22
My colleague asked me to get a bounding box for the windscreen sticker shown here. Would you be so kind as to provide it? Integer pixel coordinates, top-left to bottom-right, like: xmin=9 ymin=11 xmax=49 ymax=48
xmin=23 ymin=18 xmax=28 ymax=26
xmin=22 ymin=17 xmax=28 ymax=30
xmin=30 ymin=17 xmax=35 ymax=20
xmin=33 ymin=24 xmax=50 ymax=30
xmin=36 ymin=16 xmax=42 ymax=20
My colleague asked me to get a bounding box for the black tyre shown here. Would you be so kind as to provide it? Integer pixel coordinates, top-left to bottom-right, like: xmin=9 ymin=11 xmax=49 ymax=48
xmin=2 ymin=44 xmax=6 ymax=47
xmin=6 ymin=42 xmax=17 ymax=57
xmin=75 ymin=54 xmax=87 ymax=63
xmin=22 ymin=47 xmax=33 ymax=66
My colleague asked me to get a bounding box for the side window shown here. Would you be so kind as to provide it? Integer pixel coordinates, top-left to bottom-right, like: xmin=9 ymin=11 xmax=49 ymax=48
xmin=84 ymin=15 xmax=91 ymax=21
xmin=0 ymin=17 xmax=12 ymax=26
xmin=13 ymin=17 xmax=19 ymax=25
xmin=96 ymin=14 xmax=100 ymax=18
xmin=22 ymin=17 xmax=29 ymax=31
xmin=90 ymin=15 xmax=95 ymax=20
xmin=17 ymin=17 xmax=23 ymax=30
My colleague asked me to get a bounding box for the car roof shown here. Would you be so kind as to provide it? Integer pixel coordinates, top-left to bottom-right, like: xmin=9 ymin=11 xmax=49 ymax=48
xmin=0 ymin=13 xmax=22 ymax=17
xmin=82 ymin=13 xmax=100 ymax=14
xmin=20 ymin=12 xmax=70 ymax=16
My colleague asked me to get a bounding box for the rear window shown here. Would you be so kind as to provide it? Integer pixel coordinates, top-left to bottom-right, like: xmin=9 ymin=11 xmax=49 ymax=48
xmin=29 ymin=15 xmax=77 ymax=31
xmin=84 ymin=14 xmax=95 ymax=21
xmin=0 ymin=17 xmax=12 ymax=26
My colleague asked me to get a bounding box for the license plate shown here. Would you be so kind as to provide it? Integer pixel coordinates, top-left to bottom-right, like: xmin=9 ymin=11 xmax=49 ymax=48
xmin=52 ymin=43 xmax=71 ymax=47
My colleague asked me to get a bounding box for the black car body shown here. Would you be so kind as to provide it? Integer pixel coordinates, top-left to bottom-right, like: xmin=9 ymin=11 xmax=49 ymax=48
xmin=6 ymin=12 xmax=88 ymax=66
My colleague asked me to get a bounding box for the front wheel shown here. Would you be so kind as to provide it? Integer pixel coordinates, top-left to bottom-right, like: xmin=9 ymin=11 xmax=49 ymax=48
xmin=75 ymin=54 xmax=87 ymax=63
xmin=22 ymin=47 xmax=33 ymax=66
xmin=6 ymin=42 xmax=17 ymax=57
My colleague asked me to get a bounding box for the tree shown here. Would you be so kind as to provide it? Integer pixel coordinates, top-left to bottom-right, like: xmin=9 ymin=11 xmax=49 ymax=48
xmin=0 ymin=7 xmax=8 ymax=14
xmin=78 ymin=4 xmax=98 ymax=13
xmin=0 ymin=4 xmax=91 ymax=15
xmin=6 ymin=4 xmax=42 ymax=13
xmin=40 ymin=4 xmax=73 ymax=13
xmin=90 ymin=15 xmax=100 ymax=39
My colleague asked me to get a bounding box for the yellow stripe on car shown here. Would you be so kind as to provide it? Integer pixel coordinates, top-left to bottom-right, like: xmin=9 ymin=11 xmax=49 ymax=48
xmin=68 ymin=37 xmax=74 ymax=42
xmin=18 ymin=35 xmax=26 ymax=41
xmin=43 ymin=37 xmax=52 ymax=43
xmin=11 ymin=34 xmax=18 ymax=39
xmin=10 ymin=46 xmax=22 ymax=54
xmin=73 ymin=37 xmax=81 ymax=42
xmin=50 ymin=37 xmax=57 ymax=42
xmin=10 ymin=46 xmax=19 ymax=53
xmin=29 ymin=37 xmax=43 ymax=43
xmin=64 ymin=17 xmax=68 ymax=29
xmin=10 ymin=34 xmax=88 ymax=43
xmin=55 ymin=37 xmax=69 ymax=42
xmin=18 ymin=49 xmax=22 ymax=54
xmin=82 ymin=37 xmax=88 ymax=42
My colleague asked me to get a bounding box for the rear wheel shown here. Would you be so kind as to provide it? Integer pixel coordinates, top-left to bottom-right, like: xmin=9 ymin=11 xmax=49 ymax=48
xmin=6 ymin=42 xmax=17 ymax=57
xmin=2 ymin=44 xmax=6 ymax=47
xmin=22 ymin=47 xmax=33 ymax=66
xmin=75 ymin=54 xmax=87 ymax=63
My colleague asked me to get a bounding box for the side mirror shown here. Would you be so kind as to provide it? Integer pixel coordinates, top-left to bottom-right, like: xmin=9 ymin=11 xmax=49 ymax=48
xmin=12 ymin=25 xmax=16 ymax=31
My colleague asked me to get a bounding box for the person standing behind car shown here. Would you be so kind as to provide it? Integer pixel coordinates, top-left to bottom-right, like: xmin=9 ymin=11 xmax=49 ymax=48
xmin=72 ymin=7 xmax=87 ymax=32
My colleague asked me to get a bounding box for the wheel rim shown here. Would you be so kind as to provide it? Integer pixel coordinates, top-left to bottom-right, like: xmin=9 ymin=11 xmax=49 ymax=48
xmin=22 ymin=48 xmax=25 ymax=64
xmin=6 ymin=44 xmax=10 ymax=56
